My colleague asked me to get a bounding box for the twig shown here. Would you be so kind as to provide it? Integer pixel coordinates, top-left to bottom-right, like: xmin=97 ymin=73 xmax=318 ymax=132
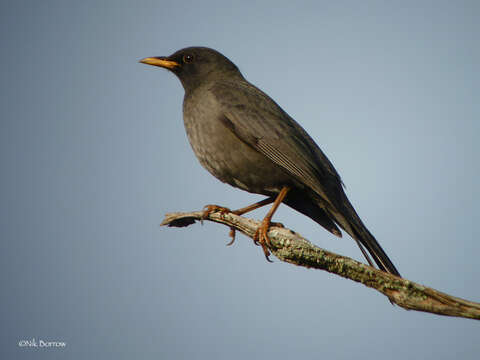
xmin=161 ymin=210 xmax=480 ymax=320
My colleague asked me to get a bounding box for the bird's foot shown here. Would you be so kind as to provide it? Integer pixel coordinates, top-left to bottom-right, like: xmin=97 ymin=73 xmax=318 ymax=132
xmin=253 ymin=218 xmax=274 ymax=262
xmin=201 ymin=204 xmax=231 ymax=220
xmin=202 ymin=205 xmax=236 ymax=246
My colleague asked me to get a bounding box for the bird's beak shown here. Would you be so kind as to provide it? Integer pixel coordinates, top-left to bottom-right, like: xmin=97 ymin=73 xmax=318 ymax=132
xmin=139 ymin=57 xmax=180 ymax=70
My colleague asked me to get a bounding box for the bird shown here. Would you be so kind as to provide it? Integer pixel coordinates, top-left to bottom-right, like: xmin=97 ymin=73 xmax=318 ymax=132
xmin=140 ymin=46 xmax=400 ymax=276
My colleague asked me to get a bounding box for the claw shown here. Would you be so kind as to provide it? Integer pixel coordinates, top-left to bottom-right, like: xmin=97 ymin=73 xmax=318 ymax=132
xmin=253 ymin=219 xmax=273 ymax=262
xmin=226 ymin=227 xmax=236 ymax=246
xmin=262 ymin=247 xmax=273 ymax=263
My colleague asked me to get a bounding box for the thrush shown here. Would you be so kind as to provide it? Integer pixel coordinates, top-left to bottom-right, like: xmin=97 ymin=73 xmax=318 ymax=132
xmin=140 ymin=47 xmax=400 ymax=276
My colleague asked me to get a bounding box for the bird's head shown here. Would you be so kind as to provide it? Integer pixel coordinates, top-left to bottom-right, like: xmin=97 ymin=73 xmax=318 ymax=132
xmin=140 ymin=47 xmax=243 ymax=91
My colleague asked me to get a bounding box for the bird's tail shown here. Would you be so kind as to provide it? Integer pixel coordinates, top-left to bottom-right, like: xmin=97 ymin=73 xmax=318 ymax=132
xmin=330 ymin=202 xmax=401 ymax=277
xmin=283 ymin=189 xmax=400 ymax=276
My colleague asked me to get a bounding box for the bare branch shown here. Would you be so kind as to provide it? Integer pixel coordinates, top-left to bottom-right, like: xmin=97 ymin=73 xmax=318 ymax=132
xmin=161 ymin=210 xmax=480 ymax=320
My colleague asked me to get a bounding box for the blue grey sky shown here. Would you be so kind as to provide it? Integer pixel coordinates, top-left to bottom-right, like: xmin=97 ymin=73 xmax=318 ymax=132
xmin=1 ymin=1 xmax=479 ymax=359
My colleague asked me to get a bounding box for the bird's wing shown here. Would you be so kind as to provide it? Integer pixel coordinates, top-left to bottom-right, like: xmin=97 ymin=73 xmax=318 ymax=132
xmin=210 ymin=80 xmax=344 ymax=209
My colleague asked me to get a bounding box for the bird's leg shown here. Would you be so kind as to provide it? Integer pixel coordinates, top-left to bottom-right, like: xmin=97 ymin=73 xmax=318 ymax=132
xmin=231 ymin=197 xmax=285 ymax=228
xmin=232 ymin=196 xmax=275 ymax=215
xmin=253 ymin=186 xmax=290 ymax=262
xmin=202 ymin=197 xmax=275 ymax=220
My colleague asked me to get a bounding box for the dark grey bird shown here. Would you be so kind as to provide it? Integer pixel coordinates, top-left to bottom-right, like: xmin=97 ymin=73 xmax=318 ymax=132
xmin=140 ymin=47 xmax=400 ymax=276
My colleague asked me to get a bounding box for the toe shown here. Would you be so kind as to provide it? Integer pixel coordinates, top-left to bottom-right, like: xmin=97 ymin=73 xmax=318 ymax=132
xmin=202 ymin=204 xmax=231 ymax=219
xmin=226 ymin=227 xmax=236 ymax=246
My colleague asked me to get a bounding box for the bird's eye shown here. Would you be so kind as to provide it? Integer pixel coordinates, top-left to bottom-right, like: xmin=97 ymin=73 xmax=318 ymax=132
xmin=183 ymin=54 xmax=194 ymax=63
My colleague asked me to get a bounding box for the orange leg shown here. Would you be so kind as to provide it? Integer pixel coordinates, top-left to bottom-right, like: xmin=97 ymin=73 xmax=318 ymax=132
xmin=253 ymin=186 xmax=290 ymax=261
xmin=201 ymin=196 xmax=275 ymax=220
xmin=233 ymin=197 xmax=275 ymax=215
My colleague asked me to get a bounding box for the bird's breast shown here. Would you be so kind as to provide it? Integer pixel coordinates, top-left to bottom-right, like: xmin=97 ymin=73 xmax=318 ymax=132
xmin=182 ymin=91 xmax=291 ymax=195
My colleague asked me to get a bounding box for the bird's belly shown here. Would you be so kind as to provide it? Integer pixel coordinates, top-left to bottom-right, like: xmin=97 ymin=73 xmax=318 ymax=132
xmin=183 ymin=113 xmax=291 ymax=195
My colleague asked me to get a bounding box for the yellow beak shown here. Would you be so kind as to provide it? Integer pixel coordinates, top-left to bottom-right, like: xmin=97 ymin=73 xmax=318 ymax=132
xmin=139 ymin=57 xmax=180 ymax=70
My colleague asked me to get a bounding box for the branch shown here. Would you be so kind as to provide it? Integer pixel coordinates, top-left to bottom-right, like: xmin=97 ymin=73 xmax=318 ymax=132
xmin=161 ymin=209 xmax=480 ymax=320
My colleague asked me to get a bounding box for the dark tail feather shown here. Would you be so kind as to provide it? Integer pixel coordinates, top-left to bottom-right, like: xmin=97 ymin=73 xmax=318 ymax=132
xmin=327 ymin=199 xmax=401 ymax=276
xmin=350 ymin=226 xmax=401 ymax=277
xmin=283 ymin=190 xmax=400 ymax=276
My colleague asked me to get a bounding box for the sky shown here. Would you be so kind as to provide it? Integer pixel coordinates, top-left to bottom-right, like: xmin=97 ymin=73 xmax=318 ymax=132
xmin=1 ymin=0 xmax=479 ymax=359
